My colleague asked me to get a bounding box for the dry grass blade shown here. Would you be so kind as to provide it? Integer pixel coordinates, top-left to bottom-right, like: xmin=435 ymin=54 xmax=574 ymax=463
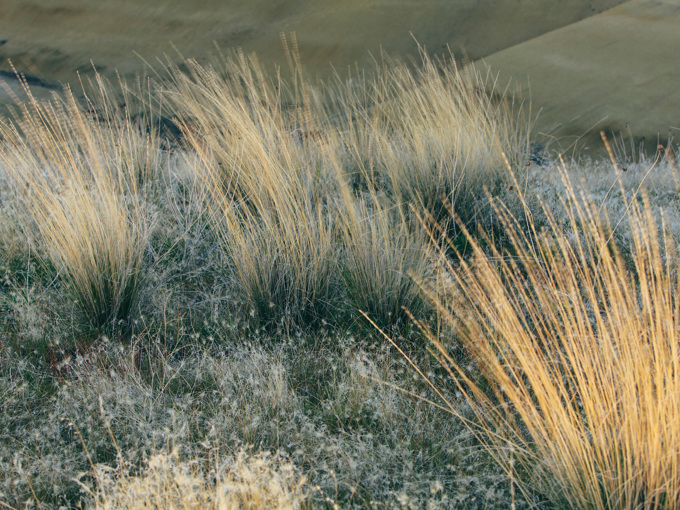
xmin=0 ymin=81 xmax=151 ymax=330
xmin=166 ymin=54 xmax=337 ymax=327
xmin=425 ymin=165 xmax=680 ymax=509
xmin=90 ymin=449 xmax=312 ymax=510
xmin=601 ymin=130 xmax=621 ymax=173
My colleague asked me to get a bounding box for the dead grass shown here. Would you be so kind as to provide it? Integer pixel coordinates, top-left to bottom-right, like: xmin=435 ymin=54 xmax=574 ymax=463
xmin=425 ymin=164 xmax=680 ymax=509
xmin=89 ymin=449 xmax=315 ymax=510
xmin=0 ymin=77 xmax=155 ymax=330
xmin=165 ymin=53 xmax=338 ymax=327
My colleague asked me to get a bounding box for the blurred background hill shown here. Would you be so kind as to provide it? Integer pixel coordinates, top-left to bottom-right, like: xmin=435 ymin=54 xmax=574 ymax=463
xmin=1 ymin=0 xmax=678 ymax=152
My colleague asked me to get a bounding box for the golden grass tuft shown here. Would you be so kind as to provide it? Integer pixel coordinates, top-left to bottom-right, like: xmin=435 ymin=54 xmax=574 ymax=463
xmin=163 ymin=48 xmax=524 ymax=328
xmin=347 ymin=50 xmax=529 ymax=231
xmin=425 ymin=166 xmax=680 ymax=508
xmin=166 ymin=53 xmax=337 ymax=326
xmin=0 ymin=78 xmax=153 ymax=330
xmin=336 ymin=187 xmax=432 ymax=330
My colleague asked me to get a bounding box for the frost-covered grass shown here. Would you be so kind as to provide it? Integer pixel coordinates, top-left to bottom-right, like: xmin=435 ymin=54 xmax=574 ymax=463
xmin=1 ymin=47 xmax=679 ymax=509
xmin=0 ymin=333 xmax=513 ymax=508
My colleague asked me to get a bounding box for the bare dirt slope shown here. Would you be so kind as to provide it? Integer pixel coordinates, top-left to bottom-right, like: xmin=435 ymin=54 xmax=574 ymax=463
xmin=0 ymin=0 xmax=623 ymax=78
xmin=5 ymin=0 xmax=675 ymax=152
xmin=481 ymin=0 xmax=680 ymax=153
xmin=0 ymin=1 xmax=622 ymax=94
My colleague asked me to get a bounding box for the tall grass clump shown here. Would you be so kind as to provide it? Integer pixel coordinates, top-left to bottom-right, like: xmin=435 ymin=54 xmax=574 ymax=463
xmin=164 ymin=46 xmax=527 ymax=330
xmin=344 ymin=50 xmax=529 ymax=233
xmin=336 ymin=182 xmax=432 ymax=330
xmin=0 ymin=80 xmax=154 ymax=331
xmin=426 ymin=168 xmax=680 ymax=509
xmin=166 ymin=52 xmax=338 ymax=328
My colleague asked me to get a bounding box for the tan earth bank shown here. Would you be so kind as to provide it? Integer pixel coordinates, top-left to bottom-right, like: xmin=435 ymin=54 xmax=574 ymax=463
xmin=1 ymin=0 xmax=678 ymax=151
xmin=481 ymin=0 xmax=680 ymax=153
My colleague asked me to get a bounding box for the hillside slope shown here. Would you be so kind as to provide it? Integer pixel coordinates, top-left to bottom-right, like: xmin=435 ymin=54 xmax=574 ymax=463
xmin=1 ymin=1 xmax=623 ymax=101
xmin=481 ymin=0 xmax=680 ymax=152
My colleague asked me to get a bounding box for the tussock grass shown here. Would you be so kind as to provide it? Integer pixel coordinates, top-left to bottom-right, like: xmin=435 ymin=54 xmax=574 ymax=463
xmin=163 ymin=49 xmax=523 ymax=329
xmin=0 ymin=80 xmax=154 ymax=331
xmin=337 ymin=190 xmax=432 ymax=330
xmin=166 ymin=54 xmax=338 ymax=328
xmin=342 ymin=51 xmax=529 ymax=232
xmin=426 ymin=165 xmax=680 ymax=509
